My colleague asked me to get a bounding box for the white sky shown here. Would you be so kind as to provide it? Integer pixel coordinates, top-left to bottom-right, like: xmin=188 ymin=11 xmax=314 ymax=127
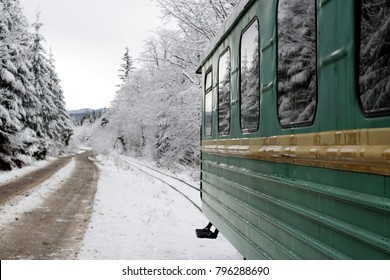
xmin=19 ymin=0 xmax=162 ymax=110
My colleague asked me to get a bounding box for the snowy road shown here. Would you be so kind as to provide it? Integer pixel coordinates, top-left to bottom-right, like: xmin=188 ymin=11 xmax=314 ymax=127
xmin=0 ymin=150 xmax=99 ymax=259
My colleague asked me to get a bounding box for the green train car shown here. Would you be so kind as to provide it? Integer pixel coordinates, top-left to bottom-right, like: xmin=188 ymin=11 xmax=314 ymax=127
xmin=196 ymin=0 xmax=390 ymax=259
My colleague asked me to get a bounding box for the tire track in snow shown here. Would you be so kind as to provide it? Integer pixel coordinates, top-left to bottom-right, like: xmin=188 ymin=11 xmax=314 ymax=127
xmin=0 ymin=156 xmax=72 ymax=205
xmin=0 ymin=158 xmax=76 ymax=228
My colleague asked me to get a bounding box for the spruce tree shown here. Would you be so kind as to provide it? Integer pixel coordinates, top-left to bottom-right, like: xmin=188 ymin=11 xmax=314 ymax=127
xmin=0 ymin=1 xmax=72 ymax=169
xmin=47 ymin=51 xmax=73 ymax=147
xmin=118 ymin=47 xmax=135 ymax=86
xmin=0 ymin=0 xmax=41 ymax=167
xmin=30 ymin=14 xmax=73 ymax=155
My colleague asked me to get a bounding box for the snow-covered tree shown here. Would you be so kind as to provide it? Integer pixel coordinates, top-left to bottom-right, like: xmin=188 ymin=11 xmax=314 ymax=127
xmin=29 ymin=13 xmax=62 ymax=157
xmin=0 ymin=2 xmax=72 ymax=169
xmin=142 ymin=0 xmax=238 ymax=166
xmin=0 ymin=0 xmax=40 ymax=168
xmin=118 ymin=46 xmax=135 ymax=87
xmin=86 ymin=0 xmax=239 ymax=170
xmin=150 ymin=0 xmax=239 ymax=76
xmin=111 ymin=77 xmax=147 ymax=155
xmin=47 ymin=51 xmax=73 ymax=147
xmin=154 ymin=0 xmax=237 ymax=42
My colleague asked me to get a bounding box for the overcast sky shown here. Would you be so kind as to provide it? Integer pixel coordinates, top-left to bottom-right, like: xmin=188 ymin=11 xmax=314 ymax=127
xmin=19 ymin=0 xmax=162 ymax=110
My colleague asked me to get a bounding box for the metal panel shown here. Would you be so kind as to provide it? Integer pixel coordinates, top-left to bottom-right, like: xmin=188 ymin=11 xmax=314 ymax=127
xmin=201 ymin=153 xmax=390 ymax=259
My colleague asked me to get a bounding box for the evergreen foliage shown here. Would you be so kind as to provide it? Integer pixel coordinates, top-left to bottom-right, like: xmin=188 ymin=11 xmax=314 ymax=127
xmin=0 ymin=0 xmax=72 ymax=170
xmin=118 ymin=47 xmax=135 ymax=86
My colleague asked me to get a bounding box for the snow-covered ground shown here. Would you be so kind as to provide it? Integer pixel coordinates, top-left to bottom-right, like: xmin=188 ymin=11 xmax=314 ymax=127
xmin=3 ymin=152 xmax=389 ymax=280
xmin=0 ymin=151 xmax=241 ymax=260
xmin=77 ymin=154 xmax=242 ymax=259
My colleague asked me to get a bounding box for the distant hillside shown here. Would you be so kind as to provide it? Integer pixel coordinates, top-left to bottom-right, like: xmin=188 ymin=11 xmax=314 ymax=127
xmin=69 ymin=108 xmax=106 ymax=125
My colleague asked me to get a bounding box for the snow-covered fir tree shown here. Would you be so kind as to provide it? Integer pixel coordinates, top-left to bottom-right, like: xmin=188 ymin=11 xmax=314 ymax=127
xmin=47 ymin=51 xmax=73 ymax=147
xmin=27 ymin=13 xmax=72 ymax=157
xmin=0 ymin=1 xmax=72 ymax=170
xmin=118 ymin=47 xmax=135 ymax=86
xmin=0 ymin=0 xmax=39 ymax=169
xmin=30 ymin=13 xmax=58 ymax=142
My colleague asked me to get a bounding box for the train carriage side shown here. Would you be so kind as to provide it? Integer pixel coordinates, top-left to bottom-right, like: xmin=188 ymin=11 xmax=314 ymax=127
xmin=197 ymin=0 xmax=390 ymax=259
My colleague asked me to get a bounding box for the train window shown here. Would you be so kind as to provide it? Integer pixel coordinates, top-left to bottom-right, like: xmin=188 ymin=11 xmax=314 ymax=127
xmin=218 ymin=49 xmax=231 ymax=135
xmin=358 ymin=0 xmax=390 ymax=115
xmin=277 ymin=0 xmax=317 ymax=127
xmin=205 ymin=69 xmax=212 ymax=92
xmin=240 ymin=19 xmax=260 ymax=133
xmin=204 ymin=70 xmax=213 ymax=136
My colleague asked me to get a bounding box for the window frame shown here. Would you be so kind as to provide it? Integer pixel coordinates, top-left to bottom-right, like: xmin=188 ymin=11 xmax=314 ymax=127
xmin=276 ymin=0 xmax=318 ymax=128
xmin=218 ymin=47 xmax=232 ymax=136
xmin=356 ymin=0 xmax=390 ymax=117
xmin=204 ymin=67 xmax=213 ymax=136
xmin=239 ymin=17 xmax=261 ymax=134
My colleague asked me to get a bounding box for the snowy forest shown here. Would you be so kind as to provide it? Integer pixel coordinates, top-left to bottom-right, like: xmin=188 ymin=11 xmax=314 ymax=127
xmin=0 ymin=0 xmax=72 ymax=171
xmin=76 ymin=0 xmax=239 ymax=170
xmin=3 ymin=0 xmax=388 ymax=172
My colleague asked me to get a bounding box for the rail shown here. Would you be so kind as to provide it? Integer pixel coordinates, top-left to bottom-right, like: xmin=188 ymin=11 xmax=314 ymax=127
xmin=118 ymin=156 xmax=202 ymax=212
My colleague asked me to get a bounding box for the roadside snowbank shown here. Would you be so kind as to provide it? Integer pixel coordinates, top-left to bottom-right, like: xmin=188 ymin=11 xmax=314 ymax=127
xmin=0 ymin=158 xmax=54 ymax=186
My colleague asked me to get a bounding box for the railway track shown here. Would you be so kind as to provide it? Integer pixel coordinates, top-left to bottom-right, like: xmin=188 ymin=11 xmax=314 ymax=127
xmin=118 ymin=156 xmax=202 ymax=212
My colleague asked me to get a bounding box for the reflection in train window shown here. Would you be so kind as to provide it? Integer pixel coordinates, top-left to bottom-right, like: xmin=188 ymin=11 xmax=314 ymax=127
xmin=359 ymin=0 xmax=390 ymax=115
xmin=277 ymin=0 xmax=317 ymax=127
xmin=218 ymin=49 xmax=231 ymax=135
xmin=240 ymin=19 xmax=260 ymax=133
xmin=205 ymin=70 xmax=213 ymax=136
